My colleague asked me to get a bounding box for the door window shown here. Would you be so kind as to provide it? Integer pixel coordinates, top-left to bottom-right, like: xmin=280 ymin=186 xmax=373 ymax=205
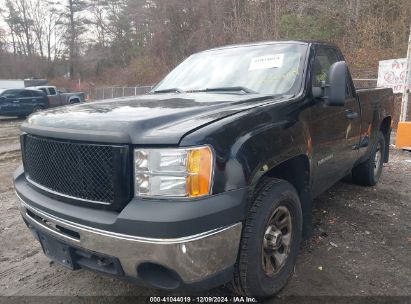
xmin=32 ymin=91 xmax=44 ymax=97
xmin=48 ymin=87 xmax=57 ymax=95
xmin=3 ymin=90 xmax=20 ymax=98
xmin=19 ymin=90 xmax=32 ymax=98
xmin=312 ymin=48 xmax=339 ymax=87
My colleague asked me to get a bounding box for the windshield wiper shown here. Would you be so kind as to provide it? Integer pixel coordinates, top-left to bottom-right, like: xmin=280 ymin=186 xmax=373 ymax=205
xmin=188 ymin=86 xmax=257 ymax=94
xmin=152 ymin=88 xmax=185 ymax=94
xmin=153 ymin=86 xmax=257 ymax=94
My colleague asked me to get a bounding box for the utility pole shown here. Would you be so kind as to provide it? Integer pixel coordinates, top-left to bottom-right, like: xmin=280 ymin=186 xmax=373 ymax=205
xmin=400 ymin=25 xmax=411 ymax=122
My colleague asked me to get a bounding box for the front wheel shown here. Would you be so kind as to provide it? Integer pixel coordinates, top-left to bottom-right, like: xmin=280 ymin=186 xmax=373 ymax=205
xmin=230 ymin=178 xmax=302 ymax=297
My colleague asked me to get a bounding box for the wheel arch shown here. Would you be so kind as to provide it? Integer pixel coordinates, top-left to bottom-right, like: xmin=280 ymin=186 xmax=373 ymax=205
xmin=69 ymin=97 xmax=80 ymax=103
xmin=260 ymin=154 xmax=310 ymax=198
xmin=251 ymin=154 xmax=312 ymax=237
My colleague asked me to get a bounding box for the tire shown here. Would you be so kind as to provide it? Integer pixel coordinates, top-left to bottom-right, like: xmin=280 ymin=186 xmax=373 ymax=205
xmin=230 ymin=178 xmax=302 ymax=298
xmin=352 ymin=132 xmax=385 ymax=186
xmin=70 ymin=99 xmax=80 ymax=104
xmin=31 ymin=106 xmax=44 ymax=114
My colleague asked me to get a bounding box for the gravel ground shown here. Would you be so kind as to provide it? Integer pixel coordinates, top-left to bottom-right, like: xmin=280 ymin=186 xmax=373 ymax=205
xmin=0 ymin=116 xmax=410 ymax=301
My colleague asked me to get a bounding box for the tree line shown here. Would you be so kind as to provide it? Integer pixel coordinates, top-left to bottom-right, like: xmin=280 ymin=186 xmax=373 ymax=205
xmin=0 ymin=0 xmax=410 ymax=87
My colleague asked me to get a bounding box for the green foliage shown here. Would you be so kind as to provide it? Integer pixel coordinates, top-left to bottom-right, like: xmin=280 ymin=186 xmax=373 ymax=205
xmin=279 ymin=14 xmax=344 ymax=42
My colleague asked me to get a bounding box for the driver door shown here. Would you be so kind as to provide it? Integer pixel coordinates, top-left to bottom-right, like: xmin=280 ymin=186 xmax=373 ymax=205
xmin=310 ymin=47 xmax=361 ymax=196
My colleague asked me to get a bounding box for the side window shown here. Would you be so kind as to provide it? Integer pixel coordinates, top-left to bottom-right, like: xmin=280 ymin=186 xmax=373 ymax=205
xmin=3 ymin=90 xmax=20 ymax=98
xmin=32 ymin=91 xmax=43 ymax=97
xmin=48 ymin=87 xmax=57 ymax=95
xmin=312 ymin=48 xmax=339 ymax=87
xmin=19 ymin=90 xmax=32 ymax=98
xmin=39 ymin=88 xmax=47 ymax=94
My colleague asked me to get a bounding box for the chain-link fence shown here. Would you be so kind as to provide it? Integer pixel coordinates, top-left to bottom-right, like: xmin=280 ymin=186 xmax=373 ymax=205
xmin=91 ymin=86 xmax=152 ymax=100
xmin=90 ymin=80 xmax=382 ymax=100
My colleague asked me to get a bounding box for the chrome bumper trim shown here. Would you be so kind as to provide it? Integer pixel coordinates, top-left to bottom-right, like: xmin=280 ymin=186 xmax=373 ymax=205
xmin=17 ymin=192 xmax=242 ymax=283
xmin=26 ymin=176 xmax=111 ymax=206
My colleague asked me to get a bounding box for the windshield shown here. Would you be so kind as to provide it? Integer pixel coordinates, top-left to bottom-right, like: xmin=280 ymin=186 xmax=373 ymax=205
xmin=153 ymin=43 xmax=307 ymax=95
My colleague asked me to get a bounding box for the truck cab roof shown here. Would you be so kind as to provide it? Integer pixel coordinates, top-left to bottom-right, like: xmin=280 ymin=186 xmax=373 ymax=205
xmin=30 ymin=86 xmax=56 ymax=89
xmin=204 ymin=40 xmax=338 ymax=53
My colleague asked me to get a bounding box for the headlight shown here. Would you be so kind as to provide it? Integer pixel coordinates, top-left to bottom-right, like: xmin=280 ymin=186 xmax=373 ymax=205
xmin=134 ymin=146 xmax=213 ymax=198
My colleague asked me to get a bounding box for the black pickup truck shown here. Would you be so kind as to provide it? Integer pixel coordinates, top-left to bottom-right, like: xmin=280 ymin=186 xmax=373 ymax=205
xmin=14 ymin=41 xmax=393 ymax=297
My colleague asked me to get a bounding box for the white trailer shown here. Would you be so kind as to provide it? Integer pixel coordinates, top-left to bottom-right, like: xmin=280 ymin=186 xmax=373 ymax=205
xmin=0 ymin=80 xmax=25 ymax=89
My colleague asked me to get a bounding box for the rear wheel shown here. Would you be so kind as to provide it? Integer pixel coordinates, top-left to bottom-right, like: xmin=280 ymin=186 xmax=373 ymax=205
xmin=352 ymin=132 xmax=385 ymax=186
xmin=230 ymin=178 xmax=302 ymax=297
xmin=31 ymin=105 xmax=44 ymax=114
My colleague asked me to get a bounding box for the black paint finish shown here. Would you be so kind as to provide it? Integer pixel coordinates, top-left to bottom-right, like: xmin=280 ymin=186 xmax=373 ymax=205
xmin=15 ymin=41 xmax=394 ymax=238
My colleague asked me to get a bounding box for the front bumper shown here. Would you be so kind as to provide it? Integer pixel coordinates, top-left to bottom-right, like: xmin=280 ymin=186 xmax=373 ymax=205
xmin=17 ymin=192 xmax=242 ymax=288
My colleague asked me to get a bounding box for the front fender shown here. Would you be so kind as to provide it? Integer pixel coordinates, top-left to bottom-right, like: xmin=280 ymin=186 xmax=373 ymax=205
xmin=180 ymin=102 xmax=312 ymax=194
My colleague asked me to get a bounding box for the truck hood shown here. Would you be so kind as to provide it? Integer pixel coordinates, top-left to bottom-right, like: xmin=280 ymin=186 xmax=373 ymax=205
xmin=21 ymin=93 xmax=279 ymax=144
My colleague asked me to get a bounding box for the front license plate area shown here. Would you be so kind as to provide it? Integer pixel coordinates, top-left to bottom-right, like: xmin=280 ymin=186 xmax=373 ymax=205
xmin=38 ymin=232 xmax=75 ymax=270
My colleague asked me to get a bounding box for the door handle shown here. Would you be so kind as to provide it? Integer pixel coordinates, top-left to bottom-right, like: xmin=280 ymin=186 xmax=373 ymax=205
xmin=345 ymin=110 xmax=358 ymax=119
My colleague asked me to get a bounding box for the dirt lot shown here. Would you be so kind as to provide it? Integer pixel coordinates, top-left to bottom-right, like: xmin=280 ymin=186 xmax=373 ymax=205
xmin=0 ymin=116 xmax=410 ymax=300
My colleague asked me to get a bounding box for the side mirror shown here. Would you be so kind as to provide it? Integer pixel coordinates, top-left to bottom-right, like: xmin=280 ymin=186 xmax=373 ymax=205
xmin=312 ymin=86 xmax=324 ymax=99
xmin=324 ymin=61 xmax=347 ymax=106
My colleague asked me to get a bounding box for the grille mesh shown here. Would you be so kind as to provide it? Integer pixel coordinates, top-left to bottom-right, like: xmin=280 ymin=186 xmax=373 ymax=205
xmin=23 ymin=135 xmax=117 ymax=204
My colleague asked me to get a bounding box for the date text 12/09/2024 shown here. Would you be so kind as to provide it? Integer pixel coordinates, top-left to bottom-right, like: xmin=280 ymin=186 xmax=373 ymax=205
xmin=149 ymin=296 xmax=258 ymax=303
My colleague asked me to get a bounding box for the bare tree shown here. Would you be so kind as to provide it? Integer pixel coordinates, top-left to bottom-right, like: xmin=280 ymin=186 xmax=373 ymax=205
xmin=14 ymin=0 xmax=34 ymax=56
xmin=64 ymin=0 xmax=89 ymax=78
xmin=0 ymin=0 xmax=410 ymax=85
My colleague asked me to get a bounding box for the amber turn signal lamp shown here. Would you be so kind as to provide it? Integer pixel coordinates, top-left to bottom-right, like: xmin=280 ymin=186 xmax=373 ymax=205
xmin=186 ymin=146 xmax=213 ymax=197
